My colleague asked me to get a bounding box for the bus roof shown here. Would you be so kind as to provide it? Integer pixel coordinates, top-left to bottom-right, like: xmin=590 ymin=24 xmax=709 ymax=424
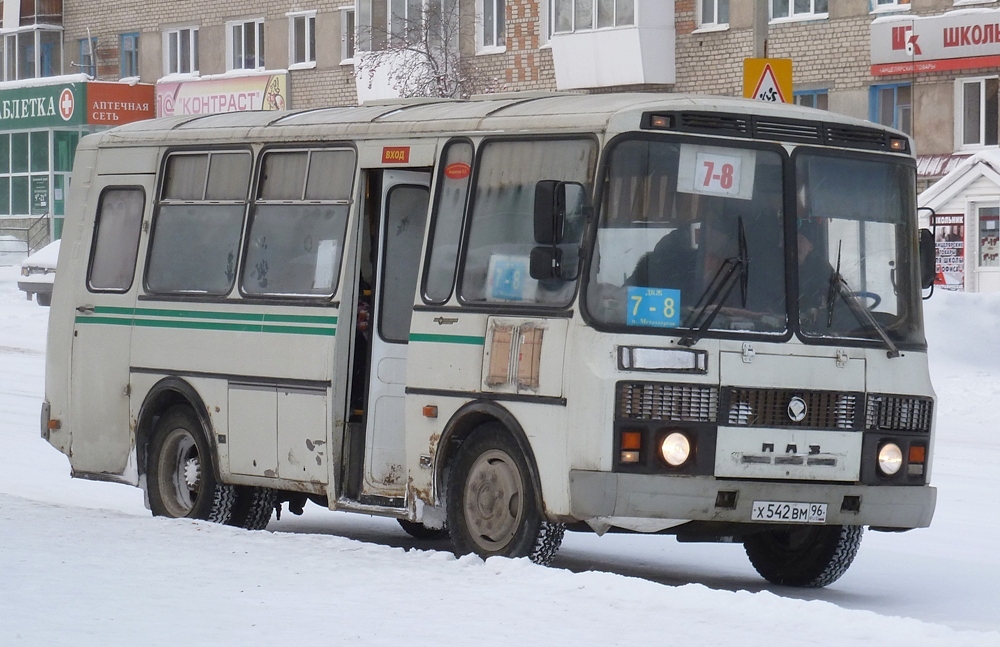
xmin=94 ymin=92 xmax=908 ymax=151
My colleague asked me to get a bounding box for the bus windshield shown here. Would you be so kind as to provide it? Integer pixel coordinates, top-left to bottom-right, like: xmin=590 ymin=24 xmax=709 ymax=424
xmin=585 ymin=137 xmax=787 ymax=336
xmin=795 ymin=151 xmax=924 ymax=348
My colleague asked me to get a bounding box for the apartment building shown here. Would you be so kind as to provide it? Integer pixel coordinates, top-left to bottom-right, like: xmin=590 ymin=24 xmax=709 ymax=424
xmin=3 ymin=0 xmax=1000 ymax=279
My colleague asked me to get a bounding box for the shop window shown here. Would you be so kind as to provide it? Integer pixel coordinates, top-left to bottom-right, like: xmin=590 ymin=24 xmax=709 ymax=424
xmin=478 ymin=0 xmax=505 ymax=49
xmin=0 ymin=178 xmax=8 ymax=216
xmin=54 ymin=132 xmax=79 ymax=173
xmin=30 ymin=131 xmax=48 ymax=173
xmin=958 ymin=77 xmax=999 ymax=148
xmin=700 ymin=0 xmax=729 ymax=28
xmin=164 ymin=27 xmax=198 ymax=75
xmin=89 ymin=188 xmax=146 ymax=292
xmin=78 ymin=37 xmax=96 ymax=77
xmin=0 ymin=134 xmax=8 ymax=174
xmin=12 ymin=176 xmax=29 ymax=215
xmin=120 ymin=32 xmax=139 ymax=78
xmin=979 ymin=206 xmax=1000 ymax=268
xmin=870 ymin=83 xmax=911 ymax=134
xmin=795 ymin=89 xmax=829 ymax=110
xmin=228 ymin=19 xmax=265 ymax=71
xmin=11 ymin=133 xmax=28 ymax=173
xmin=552 ymin=0 xmax=634 ymax=33
xmin=289 ymin=12 xmax=317 ymax=67
xmin=771 ymin=0 xmax=828 ymax=20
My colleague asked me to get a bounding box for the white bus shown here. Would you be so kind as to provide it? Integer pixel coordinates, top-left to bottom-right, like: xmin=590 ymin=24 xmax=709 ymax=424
xmin=42 ymin=93 xmax=938 ymax=587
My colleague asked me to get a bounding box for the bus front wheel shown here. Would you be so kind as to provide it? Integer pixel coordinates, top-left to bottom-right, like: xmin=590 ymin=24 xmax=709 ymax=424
xmin=147 ymin=406 xmax=235 ymax=523
xmin=744 ymin=524 xmax=864 ymax=587
xmin=446 ymin=424 xmax=564 ymax=565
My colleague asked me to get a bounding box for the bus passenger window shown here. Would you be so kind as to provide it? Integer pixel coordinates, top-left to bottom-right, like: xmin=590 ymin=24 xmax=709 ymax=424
xmin=146 ymin=151 xmax=251 ymax=295
xmin=241 ymin=148 xmax=356 ymax=297
xmin=88 ymin=188 xmax=145 ymax=292
xmin=459 ymin=138 xmax=596 ymax=307
xmin=423 ymin=140 xmax=473 ymax=304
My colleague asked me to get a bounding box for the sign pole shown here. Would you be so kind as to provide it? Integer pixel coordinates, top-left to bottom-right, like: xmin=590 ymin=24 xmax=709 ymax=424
xmin=753 ymin=0 xmax=769 ymax=59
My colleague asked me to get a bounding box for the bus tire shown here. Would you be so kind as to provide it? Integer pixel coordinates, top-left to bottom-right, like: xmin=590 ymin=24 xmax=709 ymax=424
xmin=147 ymin=405 xmax=235 ymax=524
xmin=446 ymin=423 xmax=564 ymax=565
xmin=744 ymin=524 xmax=864 ymax=588
xmin=228 ymin=486 xmax=276 ymax=531
xmin=397 ymin=519 xmax=449 ymax=540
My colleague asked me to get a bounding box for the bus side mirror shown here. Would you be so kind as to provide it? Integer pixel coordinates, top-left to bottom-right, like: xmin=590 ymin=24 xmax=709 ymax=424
xmin=919 ymin=228 xmax=936 ymax=290
xmin=533 ymin=180 xmax=565 ymax=245
xmin=531 ymin=180 xmax=588 ymax=281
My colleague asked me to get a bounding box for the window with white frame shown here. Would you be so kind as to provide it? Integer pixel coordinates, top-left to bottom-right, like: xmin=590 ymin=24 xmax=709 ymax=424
xmin=770 ymin=0 xmax=828 ymax=20
xmin=478 ymin=0 xmax=505 ymax=50
xmin=870 ymin=83 xmax=911 ymax=134
xmin=357 ymin=0 xmax=461 ymax=52
xmin=2 ymin=28 xmax=63 ymax=81
xmin=871 ymin=0 xmax=909 ymax=11
xmin=228 ymin=19 xmax=265 ymax=71
xmin=957 ymin=77 xmax=999 ymax=148
xmin=552 ymin=0 xmax=635 ymax=34
xmin=342 ymin=7 xmax=356 ymax=61
xmin=289 ymin=11 xmax=317 ymax=67
xmin=164 ymin=27 xmax=199 ymax=75
xmin=700 ymin=0 xmax=729 ymax=28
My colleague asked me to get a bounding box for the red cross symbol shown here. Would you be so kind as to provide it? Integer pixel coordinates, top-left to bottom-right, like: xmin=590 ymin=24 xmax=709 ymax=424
xmin=59 ymin=89 xmax=74 ymax=121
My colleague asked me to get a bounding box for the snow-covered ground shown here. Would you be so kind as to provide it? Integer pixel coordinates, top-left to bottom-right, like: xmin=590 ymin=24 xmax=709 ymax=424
xmin=1 ymin=263 xmax=998 ymax=646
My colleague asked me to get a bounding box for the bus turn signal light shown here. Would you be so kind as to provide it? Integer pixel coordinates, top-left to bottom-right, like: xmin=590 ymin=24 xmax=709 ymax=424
xmin=620 ymin=431 xmax=642 ymax=464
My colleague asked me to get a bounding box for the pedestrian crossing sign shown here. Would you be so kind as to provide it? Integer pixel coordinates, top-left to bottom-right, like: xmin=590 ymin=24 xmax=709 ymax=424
xmin=743 ymin=58 xmax=793 ymax=104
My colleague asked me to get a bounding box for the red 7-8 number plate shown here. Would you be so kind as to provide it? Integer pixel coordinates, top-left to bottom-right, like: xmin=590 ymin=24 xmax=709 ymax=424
xmin=751 ymin=501 xmax=828 ymax=523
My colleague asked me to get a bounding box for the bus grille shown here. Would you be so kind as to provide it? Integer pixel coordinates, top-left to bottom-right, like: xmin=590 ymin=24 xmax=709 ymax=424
xmin=618 ymin=382 xmax=718 ymax=423
xmin=865 ymin=394 xmax=933 ymax=432
xmin=726 ymin=389 xmax=860 ymax=430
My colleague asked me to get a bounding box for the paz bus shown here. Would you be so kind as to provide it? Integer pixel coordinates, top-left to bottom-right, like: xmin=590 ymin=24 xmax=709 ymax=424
xmin=42 ymin=93 xmax=938 ymax=587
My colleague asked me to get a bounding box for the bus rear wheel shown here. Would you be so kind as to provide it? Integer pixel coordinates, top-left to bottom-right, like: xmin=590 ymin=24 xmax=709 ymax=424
xmin=446 ymin=424 xmax=564 ymax=565
xmin=228 ymin=486 xmax=276 ymax=530
xmin=744 ymin=524 xmax=863 ymax=588
xmin=147 ymin=406 xmax=235 ymax=523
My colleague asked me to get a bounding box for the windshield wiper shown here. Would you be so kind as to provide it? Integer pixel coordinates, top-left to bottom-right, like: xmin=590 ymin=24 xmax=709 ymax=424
xmin=826 ymin=241 xmax=900 ymax=359
xmin=678 ymin=217 xmax=750 ymax=347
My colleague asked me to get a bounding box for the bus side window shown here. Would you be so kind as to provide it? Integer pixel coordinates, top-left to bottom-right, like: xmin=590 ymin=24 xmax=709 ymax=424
xmin=241 ymin=148 xmax=355 ymax=297
xmin=88 ymin=188 xmax=145 ymax=292
xmin=146 ymin=151 xmax=251 ymax=295
xmin=459 ymin=138 xmax=597 ymax=307
xmin=422 ymin=140 xmax=473 ymax=304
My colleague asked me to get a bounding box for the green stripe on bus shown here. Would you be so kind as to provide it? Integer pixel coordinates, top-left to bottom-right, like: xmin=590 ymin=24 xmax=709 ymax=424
xmin=409 ymin=333 xmax=485 ymax=345
xmin=77 ymin=315 xmax=335 ymax=336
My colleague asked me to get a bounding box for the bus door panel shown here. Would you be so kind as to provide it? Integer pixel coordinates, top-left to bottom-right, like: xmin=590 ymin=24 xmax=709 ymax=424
xmin=68 ymin=174 xmax=153 ymax=476
xmin=362 ymin=170 xmax=431 ymax=500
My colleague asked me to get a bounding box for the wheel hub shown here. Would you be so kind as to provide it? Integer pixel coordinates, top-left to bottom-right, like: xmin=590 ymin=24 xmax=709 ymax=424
xmin=464 ymin=450 xmax=523 ymax=551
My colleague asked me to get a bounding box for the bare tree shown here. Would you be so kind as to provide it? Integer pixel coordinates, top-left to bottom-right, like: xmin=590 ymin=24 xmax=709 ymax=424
xmin=355 ymin=0 xmax=503 ymax=99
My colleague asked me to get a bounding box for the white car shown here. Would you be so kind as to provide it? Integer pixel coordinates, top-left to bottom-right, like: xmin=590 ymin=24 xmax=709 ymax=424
xmin=18 ymin=240 xmax=60 ymax=306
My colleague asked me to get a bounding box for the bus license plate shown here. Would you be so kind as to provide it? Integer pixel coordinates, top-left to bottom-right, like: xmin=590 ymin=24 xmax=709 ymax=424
xmin=751 ymin=501 xmax=827 ymax=524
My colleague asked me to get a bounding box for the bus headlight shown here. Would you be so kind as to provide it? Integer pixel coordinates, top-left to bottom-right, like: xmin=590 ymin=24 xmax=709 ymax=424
xmin=660 ymin=432 xmax=691 ymax=467
xmin=877 ymin=442 xmax=903 ymax=476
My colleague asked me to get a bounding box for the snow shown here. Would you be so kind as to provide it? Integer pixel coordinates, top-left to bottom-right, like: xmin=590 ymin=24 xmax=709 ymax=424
xmin=1 ymin=262 xmax=998 ymax=646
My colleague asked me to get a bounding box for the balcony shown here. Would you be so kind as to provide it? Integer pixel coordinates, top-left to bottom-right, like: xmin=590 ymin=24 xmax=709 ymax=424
xmin=549 ymin=0 xmax=675 ymax=90
xmin=0 ymin=0 xmax=63 ymax=28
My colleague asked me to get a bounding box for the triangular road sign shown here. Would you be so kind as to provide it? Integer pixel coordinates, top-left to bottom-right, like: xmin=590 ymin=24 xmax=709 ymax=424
xmin=743 ymin=58 xmax=792 ymax=103
xmin=752 ymin=64 xmax=786 ymax=103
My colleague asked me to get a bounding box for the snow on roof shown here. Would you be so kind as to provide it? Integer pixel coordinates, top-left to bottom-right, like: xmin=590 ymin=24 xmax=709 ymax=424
xmin=919 ymin=148 xmax=1000 ymax=210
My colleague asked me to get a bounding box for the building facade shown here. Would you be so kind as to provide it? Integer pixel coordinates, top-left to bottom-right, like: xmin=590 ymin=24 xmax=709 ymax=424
xmin=7 ymin=0 xmax=1000 ymax=279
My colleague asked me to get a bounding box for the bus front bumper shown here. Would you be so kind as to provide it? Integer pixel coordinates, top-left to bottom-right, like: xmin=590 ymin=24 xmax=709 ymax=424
xmin=569 ymin=470 xmax=936 ymax=529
